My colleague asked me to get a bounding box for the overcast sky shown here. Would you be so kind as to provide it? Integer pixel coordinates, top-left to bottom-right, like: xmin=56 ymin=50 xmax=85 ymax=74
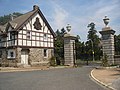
xmin=0 ymin=0 xmax=120 ymax=41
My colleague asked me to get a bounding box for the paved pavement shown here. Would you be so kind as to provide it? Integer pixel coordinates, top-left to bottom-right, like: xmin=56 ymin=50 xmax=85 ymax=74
xmin=0 ymin=67 xmax=108 ymax=90
xmin=92 ymin=68 xmax=120 ymax=90
xmin=112 ymin=77 xmax=120 ymax=90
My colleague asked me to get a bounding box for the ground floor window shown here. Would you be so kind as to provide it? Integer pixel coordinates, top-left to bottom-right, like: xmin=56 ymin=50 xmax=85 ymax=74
xmin=51 ymin=49 xmax=54 ymax=57
xmin=44 ymin=49 xmax=48 ymax=58
xmin=10 ymin=52 xmax=14 ymax=57
xmin=7 ymin=49 xmax=16 ymax=59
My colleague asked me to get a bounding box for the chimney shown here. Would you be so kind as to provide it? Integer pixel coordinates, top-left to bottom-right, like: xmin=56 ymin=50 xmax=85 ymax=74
xmin=33 ymin=5 xmax=39 ymax=10
xmin=10 ymin=14 xmax=14 ymax=21
xmin=10 ymin=14 xmax=16 ymax=21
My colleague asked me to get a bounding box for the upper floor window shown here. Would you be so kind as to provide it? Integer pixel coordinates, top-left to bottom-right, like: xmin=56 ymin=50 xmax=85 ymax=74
xmin=27 ymin=31 xmax=31 ymax=39
xmin=44 ymin=34 xmax=47 ymax=40
xmin=8 ymin=32 xmax=12 ymax=40
xmin=9 ymin=32 xmax=15 ymax=40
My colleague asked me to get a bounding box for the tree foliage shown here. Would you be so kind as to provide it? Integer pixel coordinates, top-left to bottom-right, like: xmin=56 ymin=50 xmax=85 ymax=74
xmin=102 ymin=54 xmax=109 ymax=67
xmin=75 ymin=35 xmax=82 ymax=59
xmin=87 ymin=22 xmax=102 ymax=60
xmin=54 ymin=28 xmax=66 ymax=65
xmin=0 ymin=12 xmax=23 ymax=25
xmin=115 ymin=34 xmax=120 ymax=55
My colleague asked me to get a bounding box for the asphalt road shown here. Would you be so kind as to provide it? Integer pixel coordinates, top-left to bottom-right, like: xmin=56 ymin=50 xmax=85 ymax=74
xmin=0 ymin=67 xmax=108 ymax=90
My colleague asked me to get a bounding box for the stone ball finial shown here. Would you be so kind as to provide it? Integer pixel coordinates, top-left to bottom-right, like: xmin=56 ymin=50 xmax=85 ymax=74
xmin=66 ymin=24 xmax=71 ymax=33
xmin=103 ymin=16 xmax=110 ymax=27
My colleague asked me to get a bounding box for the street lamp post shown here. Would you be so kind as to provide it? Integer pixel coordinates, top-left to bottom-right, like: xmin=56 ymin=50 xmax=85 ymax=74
xmin=90 ymin=39 xmax=95 ymax=61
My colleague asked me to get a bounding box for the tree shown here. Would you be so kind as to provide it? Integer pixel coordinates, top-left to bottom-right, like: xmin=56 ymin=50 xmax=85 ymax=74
xmin=102 ymin=54 xmax=109 ymax=67
xmin=87 ymin=22 xmax=102 ymax=60
xmin=75 ymin=35 xmax=82 ymax=59
xmin=54 ymin=28 xmax=66 ymax=65
xmin=87 ymin=22 xmax=98 ymax=42
xmin=0 ymin=12 xmax=23 ymax=25
xmin=75 ymin=35 xmax=89 ymax=61
xmin=60 ymin=28 xmax=66 ymax=35
xmin=115 ymin=34 xmax=120 ymax=55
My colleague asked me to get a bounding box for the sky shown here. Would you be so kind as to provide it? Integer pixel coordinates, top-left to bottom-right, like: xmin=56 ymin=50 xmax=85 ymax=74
xmin=0 ymin=0 xmax=120 ymax=41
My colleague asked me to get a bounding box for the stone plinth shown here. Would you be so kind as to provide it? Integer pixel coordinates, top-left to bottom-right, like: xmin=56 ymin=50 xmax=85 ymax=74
xmin=64 ymin=33 xmax=76 ymax=66
xmin=99 ymin=27 xmax=115 ymax=65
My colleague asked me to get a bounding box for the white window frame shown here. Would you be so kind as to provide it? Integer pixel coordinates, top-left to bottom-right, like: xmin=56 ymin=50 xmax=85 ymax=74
xmin=44 ymin=33 xmax=47 ymax=41
xmin=7 ymin=49 xmax=16 ymax=59
xmin=8 ymin=32 xmax=11 ymax=40
xmin=26 ymin=31 xmax=31 ymax=39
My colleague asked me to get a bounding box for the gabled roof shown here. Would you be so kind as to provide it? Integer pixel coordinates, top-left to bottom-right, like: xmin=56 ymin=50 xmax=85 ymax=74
xmin=5 ymin=5 xmax=56 ymax=37
xmin=10 ymin=9 xmax=37 ymax=30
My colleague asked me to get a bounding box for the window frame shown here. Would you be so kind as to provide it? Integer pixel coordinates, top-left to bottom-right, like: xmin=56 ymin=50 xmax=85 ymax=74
xmin=10 ymin=52 xmax=14 ymax=57
xmin=7 ymin=49 xmax=16 ymax=59
xmin=44 ymin=33 xmax=47 ymax=41
xmin=26 ymin=31 xmax=31 ymax=39
xmin=44 ymin=49 xmax=48 ymax=58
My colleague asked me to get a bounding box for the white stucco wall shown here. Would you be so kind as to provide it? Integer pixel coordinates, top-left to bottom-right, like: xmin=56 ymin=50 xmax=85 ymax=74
xmin=17 ymin=13 xmax=54 ymax=48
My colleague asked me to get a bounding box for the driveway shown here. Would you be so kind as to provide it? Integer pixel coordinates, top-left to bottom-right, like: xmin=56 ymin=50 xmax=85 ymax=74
xmin=0 ymin=67 xmax=108 ymax=90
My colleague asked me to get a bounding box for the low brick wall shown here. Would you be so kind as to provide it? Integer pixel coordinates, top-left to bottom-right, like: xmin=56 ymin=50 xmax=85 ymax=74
xmin=114 ymin=55 xmax=120 ymax=65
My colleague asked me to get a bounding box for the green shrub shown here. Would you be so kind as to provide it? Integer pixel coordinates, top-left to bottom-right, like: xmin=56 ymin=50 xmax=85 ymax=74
xmin=49 ymin=56 xmax=56 ymax=66
xmin=101 ymin=54 xmax=109 ymax=67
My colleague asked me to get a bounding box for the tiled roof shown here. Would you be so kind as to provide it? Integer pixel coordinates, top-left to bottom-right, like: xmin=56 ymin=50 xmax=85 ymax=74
xmin=10 ymin=10 xmax=37 ymax=30
xmin=1 ymin=5 xmax=56 ymax=37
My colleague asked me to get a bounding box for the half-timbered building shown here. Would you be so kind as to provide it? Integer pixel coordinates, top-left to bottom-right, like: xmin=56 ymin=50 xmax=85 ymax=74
xmin=0 ymin=5 xmax=55 ymax=67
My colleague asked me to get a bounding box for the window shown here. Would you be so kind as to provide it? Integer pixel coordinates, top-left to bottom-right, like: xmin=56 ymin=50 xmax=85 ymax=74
xmin=7 ymin=50 xmax=15 ymax=59
xmin=8 ymin=32 xmax=12 ymax=40
xmin=44 ymin=49 xmax=48 ymax=58
xmin=27 ymin=31 xmax=31 ymax=39
xmin=44 ymin=34 xmax=47 ymax=40
xmin=10 ymin=52 xmax=14 ymax=57
xmin=9 ymin=32 xmax=15 ymax=40
xmin=51 ymin=50 xmax=54 ymax=57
